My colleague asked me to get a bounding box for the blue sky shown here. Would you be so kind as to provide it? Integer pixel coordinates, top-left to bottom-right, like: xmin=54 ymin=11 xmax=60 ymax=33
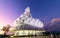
xmin=20 ymin=0 xmax=60 ymax=24
xmin=0 ymin=0 xmax=60 ymax=26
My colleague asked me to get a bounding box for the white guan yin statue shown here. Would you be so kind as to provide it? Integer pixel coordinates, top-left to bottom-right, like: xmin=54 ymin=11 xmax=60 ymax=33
xmin=13 ymin=7 xmax=44 ymax=30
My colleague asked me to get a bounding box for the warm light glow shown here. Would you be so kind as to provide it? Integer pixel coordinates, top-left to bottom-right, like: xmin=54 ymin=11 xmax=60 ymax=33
xmin=0 ymin=19 xmax=12 ymax=29
xmin=0 ymin=23 xmax=7 ymax=29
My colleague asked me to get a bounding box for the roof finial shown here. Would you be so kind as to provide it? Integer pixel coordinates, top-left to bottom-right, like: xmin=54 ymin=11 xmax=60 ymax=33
xmin=25 ymin=7 xmax=30 ymax=13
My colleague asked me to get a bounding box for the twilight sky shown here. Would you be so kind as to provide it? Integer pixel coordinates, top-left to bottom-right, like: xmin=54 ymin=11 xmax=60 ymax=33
xmin=0 ymin=0 xmax=60 ymax=27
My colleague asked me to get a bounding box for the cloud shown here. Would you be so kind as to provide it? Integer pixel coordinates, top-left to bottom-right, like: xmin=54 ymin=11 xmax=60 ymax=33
xmin=45 ymin=18 xmax=60 ymax=32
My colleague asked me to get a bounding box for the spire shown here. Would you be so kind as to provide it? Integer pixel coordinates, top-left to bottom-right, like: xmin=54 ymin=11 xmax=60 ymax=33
xmin=24 ymin=7 xmax=30 ymax=14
